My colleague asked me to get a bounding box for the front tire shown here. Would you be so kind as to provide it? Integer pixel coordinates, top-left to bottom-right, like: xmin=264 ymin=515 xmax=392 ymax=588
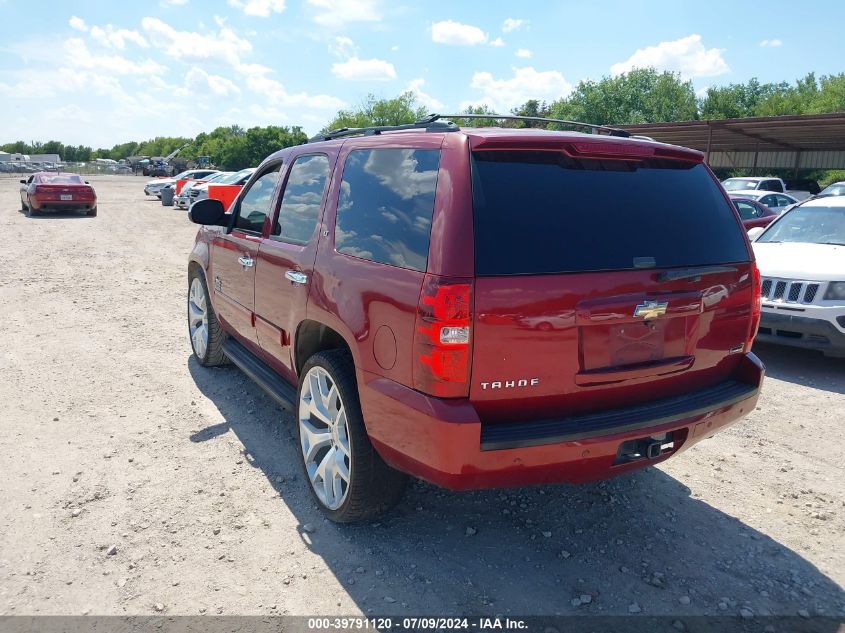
xmin=187 ymin=270 xmax=227 ymax=366
xmin=297 ymin=350 xmax=406 ymax=522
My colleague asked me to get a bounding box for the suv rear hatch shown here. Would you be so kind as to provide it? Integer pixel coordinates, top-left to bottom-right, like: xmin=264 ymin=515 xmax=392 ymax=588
xmin=468 ymin=138 xmax=756 ymax=424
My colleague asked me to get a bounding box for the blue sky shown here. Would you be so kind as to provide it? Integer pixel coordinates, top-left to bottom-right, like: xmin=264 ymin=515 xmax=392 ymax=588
xmin=0 ymin=0 xmax=841 ymax=147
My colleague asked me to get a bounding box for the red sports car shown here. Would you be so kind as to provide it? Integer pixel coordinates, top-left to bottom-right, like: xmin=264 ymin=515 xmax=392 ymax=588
xmin=19 ymin=172 xmax=97 ymax=217
xmin=731 ymin=197 xmax=778 ymax=230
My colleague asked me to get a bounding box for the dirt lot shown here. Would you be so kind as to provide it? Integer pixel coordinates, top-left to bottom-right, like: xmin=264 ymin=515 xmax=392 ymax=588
xmin=0 ymin=174 xmax=843 ymax=620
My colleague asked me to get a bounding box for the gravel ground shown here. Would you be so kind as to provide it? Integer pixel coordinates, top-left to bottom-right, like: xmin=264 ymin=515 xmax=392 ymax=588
xmin=0 ymin=175 xmax=843 ymax=620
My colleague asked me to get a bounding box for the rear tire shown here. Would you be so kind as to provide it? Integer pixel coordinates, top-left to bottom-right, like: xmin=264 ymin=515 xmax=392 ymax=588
xmin=25 ymin=201 xmax=37 ymax=218
xmin=187 ymin=270 xmax=228 ymax=366
xmin=297 ymin=350 xmax=407 ymax=523
xmin=87 ymin=207 xmax=97 ymax=217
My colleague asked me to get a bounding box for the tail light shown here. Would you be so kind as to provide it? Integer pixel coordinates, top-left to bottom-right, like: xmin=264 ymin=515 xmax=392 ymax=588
xmin=413 ymin=275 xmax=473 ymax=398
xmin=745 ymin=262 xmax=762 ymax=352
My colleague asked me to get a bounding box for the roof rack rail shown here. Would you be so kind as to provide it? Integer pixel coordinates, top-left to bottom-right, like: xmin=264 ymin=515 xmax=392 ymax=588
xmin=438 ymin=113 xmax=630 ymax=137
xmin=307 ymin=113 xmax=630 ymax=143
xmin=308 ymin=115 xmax=458 ymax=143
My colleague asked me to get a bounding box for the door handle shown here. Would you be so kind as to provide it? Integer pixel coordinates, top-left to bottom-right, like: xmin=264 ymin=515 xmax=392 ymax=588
xmin=285 ymin=270 xmax=308 ymax=285
xmin=238 ymin=256 xmax=254 ymax=268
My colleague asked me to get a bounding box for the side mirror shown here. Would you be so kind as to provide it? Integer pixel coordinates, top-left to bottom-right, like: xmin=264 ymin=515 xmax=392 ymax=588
xmin=747 ymin=227 xmax=765 ymax=241
xmin=85 ymin=181 xmax=90 ymax=184
xmin=189 ymin=199 xmax=227 ymax=226
xmin=20 ymin=179 xmax=26 ymax=184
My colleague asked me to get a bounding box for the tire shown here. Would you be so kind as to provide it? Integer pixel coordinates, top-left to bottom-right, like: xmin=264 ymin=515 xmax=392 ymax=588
xmin=297 ymin=350 xmax=407 ymax=522
xmin=87 ymin=207 xmax=97 ymax=217
xmin=20 ymin=198 xmax=26 ymax=212
xmin=25 ymin=200 xmax=37 ymax=218
xmin=187 ymin=269 xmax=228 ymax=366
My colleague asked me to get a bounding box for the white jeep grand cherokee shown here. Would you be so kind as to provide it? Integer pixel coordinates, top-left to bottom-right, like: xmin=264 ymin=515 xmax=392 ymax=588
xmin=750 ymin=196 xmax=845 ymax=357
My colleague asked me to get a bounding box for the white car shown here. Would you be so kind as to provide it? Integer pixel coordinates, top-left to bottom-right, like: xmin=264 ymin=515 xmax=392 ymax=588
xmin=174 ymin=172 xmax=233 ymax=209
xmin=728 ymin=190 xmax=798 ymax=213
xmin=188 ymin=167 xmax=255 ymax=206
xmin=749 ymin=196 xmax=845 ymax=357
xmin=722 ymin=176 xmax=812 ymax=201
xmin=143 ymin=169 xmax=219 ymax=198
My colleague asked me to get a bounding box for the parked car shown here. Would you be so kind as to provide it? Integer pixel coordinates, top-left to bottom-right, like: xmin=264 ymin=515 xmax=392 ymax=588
xmin=722 ymin=176 xmax=812 ymax=201
xmin=731 ymin=198 xmax=779 ymax=230
xmin=748 ymin=197 xmax=845 ymax=357
xmin=188 ymin=168 xmax=254 ymax=206
xmin=144 ymin=169 xmax=219 ymax=198
xmin=816 ymin=181 xmax=845 ymax=198
xmin=186 ymin=118 xmax=764 ymax=522
xmin=728 ymin=190 xmax=799 ymax=213
xmin=785 ymin=178 xmax=821 ymax=196
xmin=175 ymin=172 xmax=233 ymax=209
xmin=19 ymin=172 xmax=97 ymax=217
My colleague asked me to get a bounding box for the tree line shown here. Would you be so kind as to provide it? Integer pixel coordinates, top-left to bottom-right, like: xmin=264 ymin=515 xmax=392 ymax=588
xmin=3 ymin=69 xmax=843 ymax=175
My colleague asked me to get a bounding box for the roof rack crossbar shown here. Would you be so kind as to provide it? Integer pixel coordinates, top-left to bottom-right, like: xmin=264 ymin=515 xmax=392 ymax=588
xmin=438 ymin=113 xmax=630 ymax=137
xmin=308 ymin=118 xmax=458 ymax=143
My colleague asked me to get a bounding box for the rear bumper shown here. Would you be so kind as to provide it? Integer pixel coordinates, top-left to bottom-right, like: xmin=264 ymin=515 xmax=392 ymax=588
xmin=31 ymin=201 xmax=95 ymax=211
xmin=361 ymin=353 xmax=764 ymax=490
xmin=757 ymin=312 xmax=845 ymax=356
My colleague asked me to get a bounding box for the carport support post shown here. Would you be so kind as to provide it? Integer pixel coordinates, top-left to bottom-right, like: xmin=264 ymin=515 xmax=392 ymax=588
xmin=751 ymin=142 xmax=759 ymax=176
xmin=793 ymin=150 xmax=802 ymax=178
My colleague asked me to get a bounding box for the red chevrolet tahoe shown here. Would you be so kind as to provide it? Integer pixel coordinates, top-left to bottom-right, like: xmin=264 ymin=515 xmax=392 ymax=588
xmin=187 ymin=115 xmax=764 ymax=523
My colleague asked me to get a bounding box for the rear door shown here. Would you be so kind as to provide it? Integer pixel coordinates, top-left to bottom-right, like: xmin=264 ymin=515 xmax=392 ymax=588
xmin=254 ymin=152 xmax=335 ymax=382
xmin=210 ymin=163 xmax=283 ymax=344
xmin=468 ymin=145 xmax=755 ymax=423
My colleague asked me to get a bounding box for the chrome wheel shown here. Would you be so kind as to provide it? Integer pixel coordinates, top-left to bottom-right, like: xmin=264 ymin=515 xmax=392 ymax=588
xmin=188 ymin=277 xmax=209 ymax=359
xmin=299 ymin=366 xmax=351 ymax=510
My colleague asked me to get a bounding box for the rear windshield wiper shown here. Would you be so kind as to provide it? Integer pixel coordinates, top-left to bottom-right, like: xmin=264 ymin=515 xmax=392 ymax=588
xmin=656 ymin=265 xmax=738 ymax=282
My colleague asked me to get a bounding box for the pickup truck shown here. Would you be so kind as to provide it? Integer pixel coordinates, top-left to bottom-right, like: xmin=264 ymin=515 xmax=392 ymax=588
xmin=722 ymin=176 xmax=814 ymax=201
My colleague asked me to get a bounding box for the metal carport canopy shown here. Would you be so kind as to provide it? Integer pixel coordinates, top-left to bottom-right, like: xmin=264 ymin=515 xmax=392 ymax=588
xmin=619 ymin=112 xmax=845 ymax=171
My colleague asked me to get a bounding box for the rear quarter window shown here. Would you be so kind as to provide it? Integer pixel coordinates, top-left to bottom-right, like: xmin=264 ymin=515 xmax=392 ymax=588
xmin=472 ymin=151 xmax=750 ymax=275
xmin=335 ymin=148 xmax=440 ymax=272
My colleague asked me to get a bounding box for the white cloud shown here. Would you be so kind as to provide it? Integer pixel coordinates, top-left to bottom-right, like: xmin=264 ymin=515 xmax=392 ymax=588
xmin=69 ymin=16 xmax=88 ymax=32
xmin=610 ymin=34 xmax=729 ymax=79
xmin=515 ymin=48 xmax=532 ymax=58
xmin=464 ymin=66 xmax=572 ymax=112
xmin=227 ymin=0 xmax=285 ymax=17
xmin=245 ymin=73 xmax=345 ymax=109
xmin=181 ymin=67 xmax=240 ymax=97
xmin=489 ymin=37 xmax=505 ymax=47
xmin=329 ymin=35 xmax=357 ymax=59
xmin=331 ymin=57 xmax=396 ymax=81
xmin=141 ymin=17 xmax=252 ymax=67
xmin=63 ymin=38 xmax=164 ymax=76
xmin=431 ymin=20 xmax=488 ymax=46
xmin=406 ymin=78 xmax=444 ymax=111
xmin=307 ymin=0 xmax=381 ymax=29
xmin=160 ymin=0 xmax=189 ymax=6
xmin=90 ymin=25 xmax=148 ymax=49
xmin=502 ymin=18 xmax=526 ymax=33
xmin=760 ymin=39 xmax=783 ymax=48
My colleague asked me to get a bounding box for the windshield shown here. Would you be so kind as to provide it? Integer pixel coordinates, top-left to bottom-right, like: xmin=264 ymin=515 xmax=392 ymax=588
xmin=819 ymin=183 xmax=845 ymax=196
xmin=219 ymin=168 xmax=254 ymax=184
xmin=723 ymin=178 xmax=760 ymax=191
xmin=757 ymin=206 xmax=845 ymax=245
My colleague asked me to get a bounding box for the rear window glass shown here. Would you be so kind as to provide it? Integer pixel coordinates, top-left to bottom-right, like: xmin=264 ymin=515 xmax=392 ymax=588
xmin=472 ymin=151 xmax=749 ymax=275
xmin=335 ymin=148 xmax=440 ymax=272
xmin=39 ymin=174 xmax=83 ymax=184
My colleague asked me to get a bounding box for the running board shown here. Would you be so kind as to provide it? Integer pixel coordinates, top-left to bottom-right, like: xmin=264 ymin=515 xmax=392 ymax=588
xmin=222 ymin=338 xmax=298 ymax=412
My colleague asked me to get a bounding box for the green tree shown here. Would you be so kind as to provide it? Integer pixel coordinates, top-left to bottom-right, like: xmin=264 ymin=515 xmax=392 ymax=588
xmin=322 ymin=92 xmax=426 ymax=132
xmin=551 ymin=68 xmax=698 ymax=125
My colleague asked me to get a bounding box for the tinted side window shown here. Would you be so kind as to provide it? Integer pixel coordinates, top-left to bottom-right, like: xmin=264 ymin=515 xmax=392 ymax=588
xmin=335 ymin=148 xmax=440 ymax=271
xmin=472 ymin=152 xmax=749 ymax=275
xmin=273 ymin=155 xmax=329 ymax=244
xmin=236 ymin=166 xmax=281 ymax=233
xmin=735 ymin=201 xmax=757 ymax=220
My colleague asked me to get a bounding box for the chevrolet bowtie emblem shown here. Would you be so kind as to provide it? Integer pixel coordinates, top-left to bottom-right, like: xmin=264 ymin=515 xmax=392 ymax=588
xmin=633 ymin=300 xmax=669 ymax=319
